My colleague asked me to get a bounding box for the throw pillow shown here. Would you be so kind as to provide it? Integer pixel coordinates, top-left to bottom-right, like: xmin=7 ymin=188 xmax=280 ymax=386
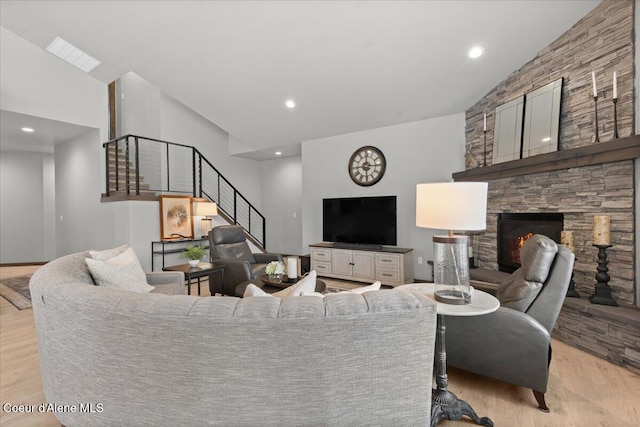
xmin=244 ymin=283 xmax=271 ymax=297
xmin=86 ymin=247 xmax=155 ymax=293
xmin=300 ymin=280 xmax=382 ymax=298
xmin=272 ymin=271 xmax=317 ymax=298
xmin=89 ymin=244 xmax=128 ymax=261
xmin=243 ymin=271 xmax=318 ymax=298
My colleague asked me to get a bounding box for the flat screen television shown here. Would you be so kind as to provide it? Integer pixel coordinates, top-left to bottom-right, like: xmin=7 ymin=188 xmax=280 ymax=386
xmin=323 ymin=196 xmax=397 ymax=247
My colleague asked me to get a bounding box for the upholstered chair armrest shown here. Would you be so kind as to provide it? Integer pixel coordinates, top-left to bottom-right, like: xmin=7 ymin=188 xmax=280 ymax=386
xmin=146 ymin=272 xmax=184 ymax=295
xmin=211 ymin=259 xmax=252 ymax=295
xmin=253 ymin=252 xmax=283 ymax=263
xmin=445 ymin=307 xmax=552 ymax=392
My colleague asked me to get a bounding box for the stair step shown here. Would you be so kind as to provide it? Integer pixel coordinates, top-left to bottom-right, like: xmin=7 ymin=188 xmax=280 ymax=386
xmin=108 ymin=184 xmax=152 ymax=191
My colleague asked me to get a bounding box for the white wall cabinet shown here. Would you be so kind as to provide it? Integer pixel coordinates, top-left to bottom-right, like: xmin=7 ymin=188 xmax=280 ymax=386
xmin=310 ymin=243 xmax=413 ymax=287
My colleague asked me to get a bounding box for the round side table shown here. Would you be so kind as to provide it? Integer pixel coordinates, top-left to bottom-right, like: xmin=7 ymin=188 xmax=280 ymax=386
xmin=397 ymin=283 xmax=499 ymax=427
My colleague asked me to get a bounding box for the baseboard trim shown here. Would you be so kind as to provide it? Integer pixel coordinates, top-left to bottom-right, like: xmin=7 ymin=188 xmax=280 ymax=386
xmin=0 ymin=262 xmax=47 ymax=267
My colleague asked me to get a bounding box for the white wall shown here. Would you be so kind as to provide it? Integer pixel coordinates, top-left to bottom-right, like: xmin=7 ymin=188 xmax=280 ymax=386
xmin=55 ymin=130 xmax=117 ymax=255
xmin=1 ymin=26 xmax=111 ymax=259
xmin=259 ymin=156 xmax=303 ymax=254
xmin=0 ymin=151 xmax=55 ymax=263
xmin=117 ymin=72 xmax=262 ymax=207
xmin=301 ymin=113 xmax=466 ymax=281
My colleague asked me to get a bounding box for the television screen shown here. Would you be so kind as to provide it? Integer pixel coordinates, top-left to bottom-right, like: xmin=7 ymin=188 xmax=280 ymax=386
xmin=323 ymin=196 xmax=397 ymax=246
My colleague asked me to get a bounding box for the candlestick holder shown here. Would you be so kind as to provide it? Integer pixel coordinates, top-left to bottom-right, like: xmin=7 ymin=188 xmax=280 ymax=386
xmin=566 ymin=270 xmax=580 ymax=298
xmin=483 ymin=130 xmax=487 ymax=167
xmin=589 ymin=244 xmax=617 ymax=306
xmin=613 ymin=97 xmax=619 ymax=139
xmin=593 ymin=95 xmax=600 ymax=142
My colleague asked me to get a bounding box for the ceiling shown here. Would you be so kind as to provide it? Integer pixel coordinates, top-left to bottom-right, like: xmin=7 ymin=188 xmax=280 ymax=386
xmin=0 ymin=1 xmax=600 ymax=156
xmin=0 ymin=110 xmax=96 ymax=153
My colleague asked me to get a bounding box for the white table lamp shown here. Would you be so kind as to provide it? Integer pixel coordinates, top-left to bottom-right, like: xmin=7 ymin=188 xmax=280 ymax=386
xmin=416 ymin=182 xmax=488 ymax=304
xmin=195 ymin=202 xmax=218 ymax=238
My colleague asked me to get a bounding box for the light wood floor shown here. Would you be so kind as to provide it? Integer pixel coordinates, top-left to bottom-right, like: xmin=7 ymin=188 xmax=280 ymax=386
xmin=1 ymin=265 xmax=639 ymax=426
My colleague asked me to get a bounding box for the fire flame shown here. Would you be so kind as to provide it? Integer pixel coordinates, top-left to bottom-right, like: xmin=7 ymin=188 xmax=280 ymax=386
xmin=515 ymin=232 xmax=534 ymax=264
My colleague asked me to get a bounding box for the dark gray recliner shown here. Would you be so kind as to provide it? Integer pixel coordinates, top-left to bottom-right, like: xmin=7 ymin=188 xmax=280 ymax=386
xmin=445 ymin=235 xmax=574 ymax=412
xmin=208 ymin=225 xmax=283 ymax=295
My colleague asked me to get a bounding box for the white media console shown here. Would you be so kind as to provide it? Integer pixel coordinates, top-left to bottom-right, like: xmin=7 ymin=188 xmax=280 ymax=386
xmin=310 ymin=243 xmax=413 ymax=287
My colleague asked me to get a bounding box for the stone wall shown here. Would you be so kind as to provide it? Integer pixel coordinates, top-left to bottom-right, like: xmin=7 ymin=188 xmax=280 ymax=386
xmin=465 ymin=0 xmax=634 ymax=169
xmin=476 ymin=160 xmax=635 ymax=305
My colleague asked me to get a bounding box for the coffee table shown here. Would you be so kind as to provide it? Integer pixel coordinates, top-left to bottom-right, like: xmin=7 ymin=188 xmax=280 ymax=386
xmin=396 ymin=283 xmax=499 ymax=427
xmin=162 ymin=262 xmax=225 ymax=296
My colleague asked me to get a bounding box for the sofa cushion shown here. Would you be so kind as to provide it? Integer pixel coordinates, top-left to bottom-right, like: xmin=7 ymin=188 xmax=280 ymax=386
xmin=497 ymin=234 xmax=558 ymax=312
xmin=86 ymin=248 xmax=155 ymax=293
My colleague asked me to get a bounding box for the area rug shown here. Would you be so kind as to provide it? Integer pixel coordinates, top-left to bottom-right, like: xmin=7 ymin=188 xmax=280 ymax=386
xmin=0 ymin=274 xmax=33 ymax=310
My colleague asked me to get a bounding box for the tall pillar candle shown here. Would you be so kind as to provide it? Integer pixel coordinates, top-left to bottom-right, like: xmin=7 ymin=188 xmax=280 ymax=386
xmin=561 ymin=231 xmax=575 ymax=253
xmin=593 ymin=216 xmax=611 ymax=245
xmin=287 ymin=257 xmax=298 ymax=280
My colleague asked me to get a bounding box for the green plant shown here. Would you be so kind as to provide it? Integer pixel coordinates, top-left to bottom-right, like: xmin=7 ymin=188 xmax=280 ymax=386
xmin=180 ymin=245 xmax=206 ymax=261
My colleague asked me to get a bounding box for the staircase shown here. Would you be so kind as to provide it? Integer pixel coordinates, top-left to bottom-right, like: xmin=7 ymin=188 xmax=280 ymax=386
xmin=100 ymin=134 xmax=266 ymax=247
xmin=102 ymin=142 xmax=157 ymax=201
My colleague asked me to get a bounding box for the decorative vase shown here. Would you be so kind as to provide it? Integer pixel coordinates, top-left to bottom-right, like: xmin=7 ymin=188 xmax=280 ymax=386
xmin=268 ymin=273 xmax=282 ymax=283
xmin=188 ymin=259 xmax=199 ymax=267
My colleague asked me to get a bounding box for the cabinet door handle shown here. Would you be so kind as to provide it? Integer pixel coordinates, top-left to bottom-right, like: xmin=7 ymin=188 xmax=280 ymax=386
xmin=382 ymin=273 xmax=392 ymax=277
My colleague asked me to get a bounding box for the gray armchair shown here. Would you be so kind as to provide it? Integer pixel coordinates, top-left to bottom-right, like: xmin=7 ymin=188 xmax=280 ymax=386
xmin=445 ymin=235 xmax=574 ymax=412
xmin=208 ymin=225 xmax=283 ymax=295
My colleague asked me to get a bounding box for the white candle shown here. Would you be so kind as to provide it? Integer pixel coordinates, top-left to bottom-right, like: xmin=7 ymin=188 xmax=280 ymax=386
xmin=592 ymin=71 xmax=597 ymax=97
xmin=287 ymin=257 xmax=298 ymax=280
xmin=593 ymin=216 xmax=611 ymax=245
xmin=483 ymin=113 xmax=486 ymax=131
xmin=468 ymin=246 xmax=474 ymax=258
xmin=613 ymin=71 xmax=617 ymax=99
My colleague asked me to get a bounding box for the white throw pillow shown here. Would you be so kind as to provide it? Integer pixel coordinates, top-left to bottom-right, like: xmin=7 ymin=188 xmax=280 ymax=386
xmin=86 ymin=247 xmax=155 ymax=293
xmin=300 ymin=280 xmax=382 ymax=298
xmin=243 ymin=271 xmax=318 ymax=298
xmin=273 ymin=271 xmax=317 ymax=298
xmin=89 ymin=244 xmax=129 ymax=261
xmin=243 ymin=284 xmax=272 ymax=297
xmin=349 ymin=281 xmax=381 ymax=294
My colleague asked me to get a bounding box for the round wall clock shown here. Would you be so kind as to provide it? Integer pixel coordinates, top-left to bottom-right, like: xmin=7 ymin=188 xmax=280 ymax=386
xmin=348 ymin=146 xmax=386 ymax=186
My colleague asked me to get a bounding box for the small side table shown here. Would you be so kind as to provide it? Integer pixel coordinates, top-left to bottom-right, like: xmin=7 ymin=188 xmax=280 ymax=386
xmin=162 ymin=262 xmax=224 ymax=296
xmin=397 ymin=283 xmax=499 ymax=427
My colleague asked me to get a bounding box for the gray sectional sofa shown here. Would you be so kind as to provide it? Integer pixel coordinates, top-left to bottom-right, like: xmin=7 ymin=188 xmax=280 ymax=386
xmin=30 ymin=251 xmax=438 ymax=427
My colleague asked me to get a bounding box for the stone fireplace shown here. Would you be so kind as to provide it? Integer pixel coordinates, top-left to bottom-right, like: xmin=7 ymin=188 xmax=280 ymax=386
xmin=497 ymin=213 xmax=564 ymax=273
xmin=455 ymin=0 xmax=639 ymax=373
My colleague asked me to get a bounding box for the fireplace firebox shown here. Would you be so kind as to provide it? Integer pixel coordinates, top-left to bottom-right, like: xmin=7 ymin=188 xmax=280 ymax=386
xmin=497 ymin=213 xmax=564 ymax=273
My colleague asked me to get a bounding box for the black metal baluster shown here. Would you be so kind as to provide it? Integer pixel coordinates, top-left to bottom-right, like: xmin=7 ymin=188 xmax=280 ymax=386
xmin=134 ymin=136 xmax=140 ymax=196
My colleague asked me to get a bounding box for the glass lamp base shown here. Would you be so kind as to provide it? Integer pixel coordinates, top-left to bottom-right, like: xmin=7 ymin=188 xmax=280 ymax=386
xmin=434 ymin=290 xmax=471 ymax=305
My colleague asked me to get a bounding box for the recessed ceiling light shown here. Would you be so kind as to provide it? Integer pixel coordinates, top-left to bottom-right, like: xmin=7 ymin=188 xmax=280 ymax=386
xmin=285 ymin=100 xmax=296 ymax=109
xmin=275 ymin=151 xmax=282 ymax=156
xmin=468 ymin=46 xmax=484 ymax=59
xmin=46 ymin=36 xmax=101 ymax=73
xmin=21 ymin=127 xmax=35 ymax=133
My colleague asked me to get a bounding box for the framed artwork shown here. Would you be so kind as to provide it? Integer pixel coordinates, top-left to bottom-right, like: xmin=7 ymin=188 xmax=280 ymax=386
xmin=522 ymin=78 xmax=563 ymax=158
xmin=492 ymin=95 xmax=524 ymax=164
xmin=159 ymin=195 xmax=194 ymax=240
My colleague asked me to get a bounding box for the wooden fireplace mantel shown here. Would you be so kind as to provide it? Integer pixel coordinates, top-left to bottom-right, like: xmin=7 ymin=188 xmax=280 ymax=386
xmin=453 ymin=134 xmax=640 ymax=182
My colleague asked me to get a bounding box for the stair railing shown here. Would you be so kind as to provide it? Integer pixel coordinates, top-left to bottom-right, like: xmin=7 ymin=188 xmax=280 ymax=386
xmin=103 ymin=134 xmax=266 ymax=247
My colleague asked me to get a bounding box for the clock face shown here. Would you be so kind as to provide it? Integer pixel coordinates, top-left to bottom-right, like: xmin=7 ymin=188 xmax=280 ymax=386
xmin=348 ymin=146 xmax=386 ymax=186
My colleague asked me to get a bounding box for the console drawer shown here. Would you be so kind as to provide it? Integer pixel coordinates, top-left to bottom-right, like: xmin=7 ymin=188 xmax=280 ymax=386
xmin=312 ymin=248 xmax=332 ymax=262
xmin=313 ymin=261 xmax=332 ymax=274
xmin=376 ymin=269 xmax=400 ymax=283
xmin=376 ymin=253 xmax=400 ymax=268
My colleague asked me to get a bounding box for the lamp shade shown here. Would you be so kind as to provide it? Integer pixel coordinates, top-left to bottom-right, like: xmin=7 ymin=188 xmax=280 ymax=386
xmin=416 ymin=182 xmax=488 ymax=231
xmin=195 ymin=202 xmax=218 ymax=217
